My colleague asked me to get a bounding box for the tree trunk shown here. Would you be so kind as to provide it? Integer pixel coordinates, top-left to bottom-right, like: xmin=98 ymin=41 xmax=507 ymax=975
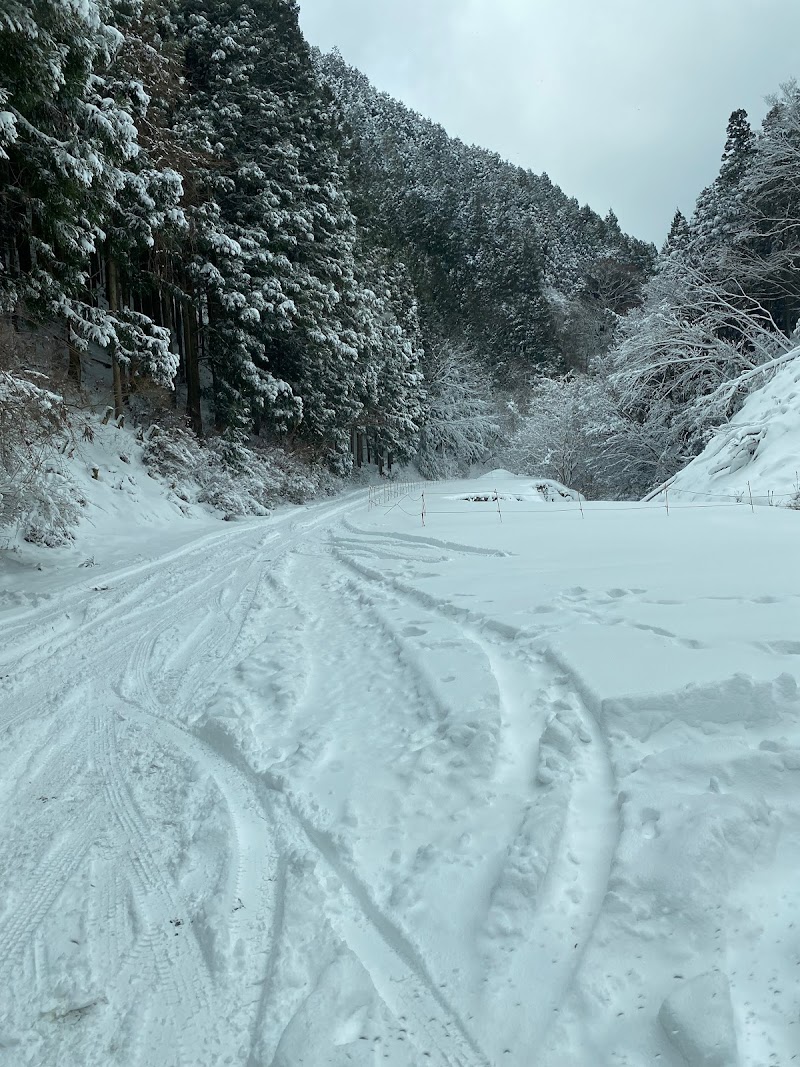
xmin=106 ymin=253 xmax=124 ymax=420
xmin=184 ymin=298 xmax=203 ymax=437
xmin=163 ymin=291 xmax=179 ymax=409
xmin=67 ymin=329 xmax=82 ymax=387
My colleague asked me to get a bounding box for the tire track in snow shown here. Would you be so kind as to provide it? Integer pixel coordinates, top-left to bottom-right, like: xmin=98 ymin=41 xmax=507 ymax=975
xmin=6 ymin=705 xmax=90 ymax=805
xmin=281 ymin=800 xmax=493 ymax=1067
xmin=119 ymin=539 xmax=289 ymax=733
xmin=0 ymin=523 xmax=274 ymax=739
xmin=126 ymin=645 xmax=491 ymax=1067
xmin=0 ymin=496 xmax=349 ymax=733
xmin=331 ymin=536 xmax=621 ymax=1057
xmin=330 ymin=539 xmax=524 ymax=642
xmin=244 ymin=854 xmax=289 ymax=1067
xmin=134 ymin=701 xmax=489 ymax=1067
xmin=0 ymin=518 xmax=279 ymax=664
xmin=482 ymin=664 xmax=619 ymax=1059
xmin=0 ymin=497 xmax=367 ymax=1064
xmin=341 ymin=518 xmax=512 ymax=558
xmin=90 ymin=713 xmax=216 ymax=1067
xmin=0 ymin=709 xmax=101 ymax=981
xmin=117 ymin=612 xmax=293 ymax=1063
xmin=89 ymin=851 xmax=130 ymax=980
xmin=140 ymin=710 xmax=281 ymax=960
xmin=0 ymin=798 xmax=105 ymax=984
xmin=238 ymin=548 xmax=495 ymax=1065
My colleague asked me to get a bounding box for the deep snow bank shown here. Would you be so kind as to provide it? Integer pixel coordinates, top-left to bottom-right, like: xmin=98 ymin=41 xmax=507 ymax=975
xmin=667 ymin=353 xmax=800 ymax=506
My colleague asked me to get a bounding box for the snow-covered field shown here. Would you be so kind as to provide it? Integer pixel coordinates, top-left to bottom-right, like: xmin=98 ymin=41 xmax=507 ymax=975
xmin=1 ymin=469 xmax=798 ymax=1066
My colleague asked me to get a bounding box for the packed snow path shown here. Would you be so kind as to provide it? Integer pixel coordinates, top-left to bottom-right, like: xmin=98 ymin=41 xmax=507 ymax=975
xmin=1 ymin=474 xmax=799 ymax=1066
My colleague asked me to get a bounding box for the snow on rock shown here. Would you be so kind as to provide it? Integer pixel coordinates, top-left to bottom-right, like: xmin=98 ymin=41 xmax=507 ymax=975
xmin=668 ymin=351 xmax=800 ymax=506
xmin=477 ymin=468 xmax=584 ymax=502
xmin=659 ymin=971 xmax=739 ymax=1067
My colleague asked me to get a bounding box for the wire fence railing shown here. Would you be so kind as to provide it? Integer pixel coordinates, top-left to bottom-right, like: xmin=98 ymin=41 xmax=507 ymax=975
xmin=366 ymin=479 xmax=798 ymax=526
xmin=367 ymin=479 xmax=424 ymax=510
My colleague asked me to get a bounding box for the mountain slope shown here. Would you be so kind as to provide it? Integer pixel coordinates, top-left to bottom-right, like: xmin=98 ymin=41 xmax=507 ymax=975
xmin=666 ymin=349 xmax=800 ymax=506
xmin=317 ymin=50 xmax=656 ymax=385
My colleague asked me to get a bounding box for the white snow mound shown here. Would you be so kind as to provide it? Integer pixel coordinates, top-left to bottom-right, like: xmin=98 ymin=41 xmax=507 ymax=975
xmin=477 ymin=469 xmax=583 ymax=502
xmin=668 ymin=352 xmax=800 ymax=506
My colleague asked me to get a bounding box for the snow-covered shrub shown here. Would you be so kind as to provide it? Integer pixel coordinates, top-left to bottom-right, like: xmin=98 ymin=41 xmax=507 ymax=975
xmin=17 ymin=467 xmax=86 ymax=547
xmin=141 ymin=425 xmax=333 ymax=516
xmin=0 ymin=367 xmax=83 ymax=546
xmin=603 ymin=257 xmax=799 ymax=497
xmin=139 ymin=422 xmax=201 ymax=487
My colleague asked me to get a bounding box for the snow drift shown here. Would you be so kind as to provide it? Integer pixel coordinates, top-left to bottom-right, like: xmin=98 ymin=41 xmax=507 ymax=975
xmin=666 ymin=350 xmax=800 ymax=507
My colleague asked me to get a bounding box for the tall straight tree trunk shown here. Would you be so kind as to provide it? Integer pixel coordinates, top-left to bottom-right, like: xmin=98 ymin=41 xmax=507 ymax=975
xmin=203 ymin=301 xmax=224 ymax=433
xmin=9 ymin=237 xmax=22 ymax=333
xmin=184 ymin=298 xmax=203 ymax=437
xmin=106 ymin=252 xmax=124 ymax=420
xmin=163 ymin=291 xmax=181 ymax=410
xmin=67 ymin=327 xmax=82 ymax=387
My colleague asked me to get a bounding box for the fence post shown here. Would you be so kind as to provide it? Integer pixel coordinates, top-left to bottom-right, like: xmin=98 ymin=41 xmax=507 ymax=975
xmin=747 ymin=481 xmax=755 ymax=514
xmin=421 ymin=492 xmax=426 ymax=527
xmin=495 ymin=488 xmax=503 ymax=523
xmin=664 ymin=487 xmax=670 ymax=517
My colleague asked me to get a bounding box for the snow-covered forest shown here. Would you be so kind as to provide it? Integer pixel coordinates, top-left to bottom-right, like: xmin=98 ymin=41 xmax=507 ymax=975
xmin=4 ymin=2 xmax=800 ymax=540
xmin=2 ymin=0 xmax=658 ymax=543
xmin=3 ymin=3 xmax=800 ymax=1066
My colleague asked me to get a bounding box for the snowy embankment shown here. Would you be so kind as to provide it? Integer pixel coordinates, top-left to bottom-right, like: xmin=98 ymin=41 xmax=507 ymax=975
xmin=0 ymin=469 xmax=798 ymax=1066
xmin=665 ymin=350 xmax=800 ymax=508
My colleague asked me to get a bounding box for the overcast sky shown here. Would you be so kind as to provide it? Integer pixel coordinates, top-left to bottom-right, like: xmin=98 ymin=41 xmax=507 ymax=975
xmin=297 ymin=0 xmax=800 ymax=246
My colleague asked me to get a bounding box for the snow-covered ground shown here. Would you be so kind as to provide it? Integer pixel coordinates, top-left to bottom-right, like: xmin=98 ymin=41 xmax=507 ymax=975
xmin=1 ymin=468 xmax=798 ymax=1066
xmin=668 ymin=352 xmax=800 ymax=508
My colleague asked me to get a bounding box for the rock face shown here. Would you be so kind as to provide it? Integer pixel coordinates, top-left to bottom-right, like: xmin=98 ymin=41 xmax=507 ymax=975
xmin=658 ymin=972 xmax=739 ymax=1067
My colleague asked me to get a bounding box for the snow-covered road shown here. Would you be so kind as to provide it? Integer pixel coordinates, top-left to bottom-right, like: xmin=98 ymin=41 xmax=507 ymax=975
xmin=2 ymin=474 xmax=799 ymax=1066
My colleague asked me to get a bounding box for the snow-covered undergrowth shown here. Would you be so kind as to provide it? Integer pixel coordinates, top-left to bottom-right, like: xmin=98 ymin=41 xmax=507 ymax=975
xmin=0 ymin=470 xmax=797 ymax=1066
xmin=0 ymin=370 xmax=82 ymax=548
xmin=0 ymin=406 xmax=338 ymax=556
xmin=667 ymin=351 xmax=800 ymax=507
xmin=140 ymin=424 xmax=336 ymax=514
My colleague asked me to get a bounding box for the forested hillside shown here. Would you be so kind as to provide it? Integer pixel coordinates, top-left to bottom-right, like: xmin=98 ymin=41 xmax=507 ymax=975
xmin=1 ymin=0 xmax=425 ymax=482
xmin=506 ymin=90 xmax=800 ymax=499
xmin=1 ymin=0 xmax=658 ymax=545
xmin=5 ymin=0 xmax=798 ymax=550
xmin=316 ymin=51 xmax=655 ymax=387
xmin=4 ymin=9 xmax=800 ymax=1063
